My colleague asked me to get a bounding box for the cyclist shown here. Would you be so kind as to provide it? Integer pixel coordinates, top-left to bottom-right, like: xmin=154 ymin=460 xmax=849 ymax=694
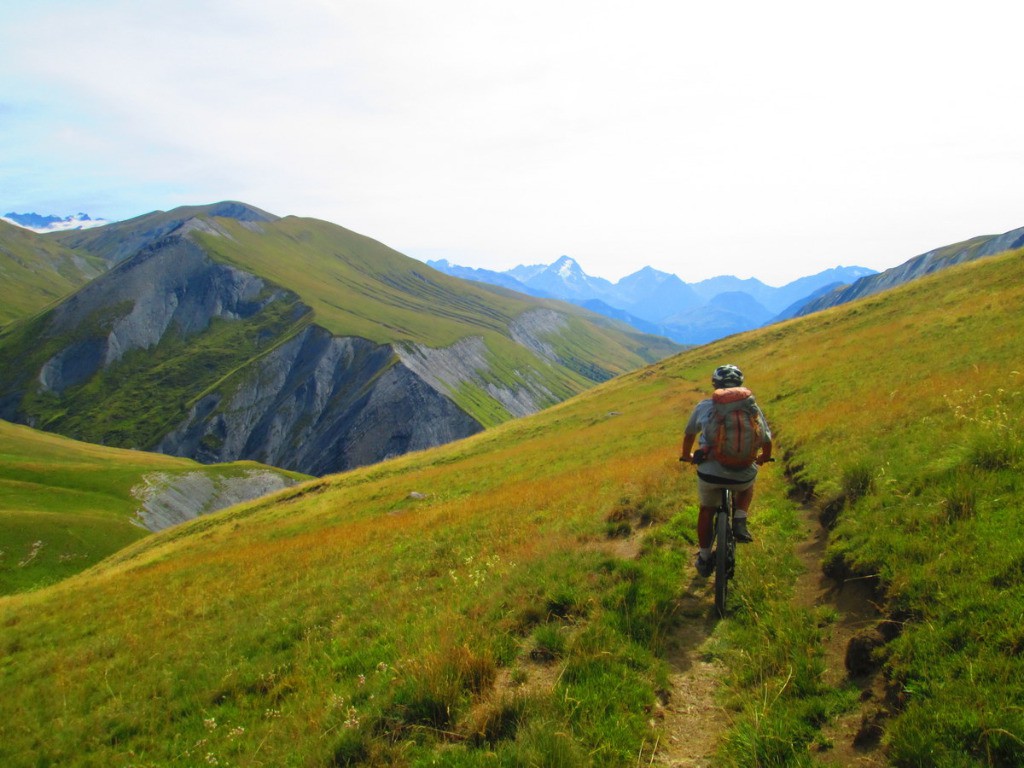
xmin=680 ymin=364 xmax=773 ymax=577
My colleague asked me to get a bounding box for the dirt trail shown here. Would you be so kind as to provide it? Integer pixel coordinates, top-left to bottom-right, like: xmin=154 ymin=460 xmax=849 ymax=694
xmin=592 ymin=531 xmax=726 ymax=766
xmin=643 ymin=495 xmax=890 ymax=766
xmin=648 ymin=589 xmax=725 ymax=767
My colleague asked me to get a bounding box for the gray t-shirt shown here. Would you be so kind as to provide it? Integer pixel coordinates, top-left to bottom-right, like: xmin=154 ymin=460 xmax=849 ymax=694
xmin=685 ymin=397 xmax=772 ymax=482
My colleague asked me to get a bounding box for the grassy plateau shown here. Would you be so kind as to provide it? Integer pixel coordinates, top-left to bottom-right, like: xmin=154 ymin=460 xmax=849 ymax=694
xmin=0 ymin=248 xmax=1022 ymax=766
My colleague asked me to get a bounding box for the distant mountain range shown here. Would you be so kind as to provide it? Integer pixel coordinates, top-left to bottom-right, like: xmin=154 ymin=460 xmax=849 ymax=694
xmin=429 ymin=256 xmax=877 ymax=344
xmin=2 ymin=211 xmax=110 ymax=233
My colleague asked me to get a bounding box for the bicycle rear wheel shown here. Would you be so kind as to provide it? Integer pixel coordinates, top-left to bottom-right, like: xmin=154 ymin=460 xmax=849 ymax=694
xmin=714 ymin=501 xmax=730 ymax=616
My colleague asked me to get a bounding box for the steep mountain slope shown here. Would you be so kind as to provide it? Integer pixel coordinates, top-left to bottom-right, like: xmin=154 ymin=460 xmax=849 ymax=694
xmin=1 ymin=246 xmax=1020 ymax=765
xmin=795 ymin=224 xmax=1024 ymax=316
xmin=0 ymin=419 xmax=307 ymax=595
xmin=0 ymin=220 xmax=106 ymax=325
xmin=0 ymin=203 xmax=679 ymax=475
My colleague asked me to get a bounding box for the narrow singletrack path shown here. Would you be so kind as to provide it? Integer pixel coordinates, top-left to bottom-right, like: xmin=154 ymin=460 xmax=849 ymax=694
xmin=648 ymin=489 xmax=891 ymax=766
xmin=649 ymin=590 xmax=725 ymax=767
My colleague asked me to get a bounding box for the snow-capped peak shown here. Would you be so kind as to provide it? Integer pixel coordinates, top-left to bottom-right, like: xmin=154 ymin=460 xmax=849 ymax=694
xmin=1 ymin=211 xmax=111 ymax=233
xmin=556 ymin=256 xmax=579 ymax=279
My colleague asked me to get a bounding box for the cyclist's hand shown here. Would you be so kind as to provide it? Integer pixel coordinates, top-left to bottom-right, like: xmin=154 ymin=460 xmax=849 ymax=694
xmin=756 ymin=455 xmax=775 ymax=465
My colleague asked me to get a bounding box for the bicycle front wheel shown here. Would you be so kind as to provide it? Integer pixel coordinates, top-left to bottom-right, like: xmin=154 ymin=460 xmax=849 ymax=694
xmin=715 ymin=508 xmax=730 ymax=617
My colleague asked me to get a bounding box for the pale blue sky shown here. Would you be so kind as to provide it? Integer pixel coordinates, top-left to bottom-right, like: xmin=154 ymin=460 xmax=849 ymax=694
xmin=3 ymin=0 xmax=1022 ymax=285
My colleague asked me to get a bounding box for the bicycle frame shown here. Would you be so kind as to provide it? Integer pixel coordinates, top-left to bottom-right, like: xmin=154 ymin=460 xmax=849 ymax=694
xmin=712 ymin=487 xmax=736 ymax=617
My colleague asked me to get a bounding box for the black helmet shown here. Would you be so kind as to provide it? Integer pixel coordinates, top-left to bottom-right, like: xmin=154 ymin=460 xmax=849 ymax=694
xmin=712 ymin=364 xmax=744 ymax=388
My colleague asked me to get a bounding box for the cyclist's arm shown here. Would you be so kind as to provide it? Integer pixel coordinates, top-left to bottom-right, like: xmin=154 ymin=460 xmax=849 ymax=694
xmin=681 ymin=432 xmax=697 ymax=462
xmin=756 ymin=408 xmax=773 ymax=464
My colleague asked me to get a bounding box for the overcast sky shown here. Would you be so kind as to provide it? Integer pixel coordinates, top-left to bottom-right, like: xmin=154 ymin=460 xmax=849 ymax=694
xmin=3 ymin=1 xmax=1022 ymax=285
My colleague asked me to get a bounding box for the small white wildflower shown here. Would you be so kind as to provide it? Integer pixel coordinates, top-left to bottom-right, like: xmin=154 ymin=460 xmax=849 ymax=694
xmin=228 ymin=726 xmax=245 ymax=739
xmin=343 ymin=706 xmax=360 ymax=729
xmin=376 ymin=662 xmax=388 ymax=673
xmin=203 ymin=717 xmax=218 ymax=731
xmin=205 ymin=753 xmax=219 ymax=766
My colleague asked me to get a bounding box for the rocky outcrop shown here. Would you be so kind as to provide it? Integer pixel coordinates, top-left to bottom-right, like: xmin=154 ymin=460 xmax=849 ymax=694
xmin=396 ymin=333 xmax=558 ymax=420
xmin=131 ymin=469 xmax=301 ymax=531
xmin=157 ymin=325 xmax=483 ymax=475
xmin=51 ymin=201 xmax=278 ymax=268
xmin=5 ymin=230 xmax=484 ymax=475
xmin=37 ymin=236 xmax=277 ymax=393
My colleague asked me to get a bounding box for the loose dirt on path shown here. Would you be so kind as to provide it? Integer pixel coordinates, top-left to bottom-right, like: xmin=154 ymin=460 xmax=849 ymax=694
xmin=647 ymin=589 xmax=726 ymax=767
xmin=643 ymin=495 xmax=892 ymax=767
xmin=591 ymin=531 xmax=727 ymax=767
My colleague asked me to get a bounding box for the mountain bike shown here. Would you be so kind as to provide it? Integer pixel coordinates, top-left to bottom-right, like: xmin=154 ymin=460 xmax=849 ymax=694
xmin=698 ymin=458 xmax=774 ymax=618
xmin=711 ymin=487 xmax=737 ymax=617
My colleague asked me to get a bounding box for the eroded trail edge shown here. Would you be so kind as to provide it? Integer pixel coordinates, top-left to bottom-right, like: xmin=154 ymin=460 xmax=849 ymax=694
xmin=792 ymin=498 xmax=888 ymax=766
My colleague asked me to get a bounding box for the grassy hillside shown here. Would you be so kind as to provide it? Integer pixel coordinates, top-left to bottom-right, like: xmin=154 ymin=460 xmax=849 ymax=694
xmin=0 ymin=220 xmax=106 ymax=325
xmin=1 ymin=207 xmax=678 ymax=454
xmin=0 ymin=249 xmax=1021 ymax=766
xmin=0 ymin=420 xmax=308 ymax=596
xmin=196 ymin=215 xmax=538 ymax=347
xmin=194 ymin=214 xmax=674 ymax=354
xmin=194 ymin=215 xmax=680 ymax=416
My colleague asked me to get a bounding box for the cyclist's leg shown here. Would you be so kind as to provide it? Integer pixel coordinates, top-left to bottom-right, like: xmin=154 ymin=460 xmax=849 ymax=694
xmin=697 ymin=505 xmax=715 ymax=549
xmin=694 ymin=478 xmax=719 ymax=573
xmin=696 ymin=477 xmax=722 ymax=553
xmin=734 ymin=484 xmax=755 ymax=513
xmin=732 ymin=482 xmax=755 ymax=542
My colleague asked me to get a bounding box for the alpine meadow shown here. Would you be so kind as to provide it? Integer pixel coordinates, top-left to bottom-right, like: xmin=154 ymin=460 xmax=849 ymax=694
xmin=2 ymin=244 xmax=1023 ymax=767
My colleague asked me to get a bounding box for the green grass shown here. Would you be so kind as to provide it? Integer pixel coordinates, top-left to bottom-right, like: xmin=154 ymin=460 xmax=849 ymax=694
xmin=0 ymin=420 xmax=309 ymax=596
xmin=0 ymin=220 xmax=106 ymax=326
xmin=0 ymin=247 xmax=1022 ymax=766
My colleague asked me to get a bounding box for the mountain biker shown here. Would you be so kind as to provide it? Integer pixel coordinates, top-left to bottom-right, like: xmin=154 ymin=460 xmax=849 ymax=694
xmin=680 ymin=364 xmax=773 ymax=577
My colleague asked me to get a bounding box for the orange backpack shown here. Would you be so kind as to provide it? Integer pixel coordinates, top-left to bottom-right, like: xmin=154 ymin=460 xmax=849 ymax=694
xmin=708 ymin=387 xmax=764 ymax=467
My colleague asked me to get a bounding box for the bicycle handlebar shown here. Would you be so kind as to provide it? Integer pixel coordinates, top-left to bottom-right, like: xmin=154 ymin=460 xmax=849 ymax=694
xmin=679 ymin=451 xmax=775 ymax=465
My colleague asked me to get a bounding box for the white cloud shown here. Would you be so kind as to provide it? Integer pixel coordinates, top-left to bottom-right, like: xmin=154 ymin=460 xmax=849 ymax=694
xmin=2 ymin=0 xmax=1023 ymax=285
